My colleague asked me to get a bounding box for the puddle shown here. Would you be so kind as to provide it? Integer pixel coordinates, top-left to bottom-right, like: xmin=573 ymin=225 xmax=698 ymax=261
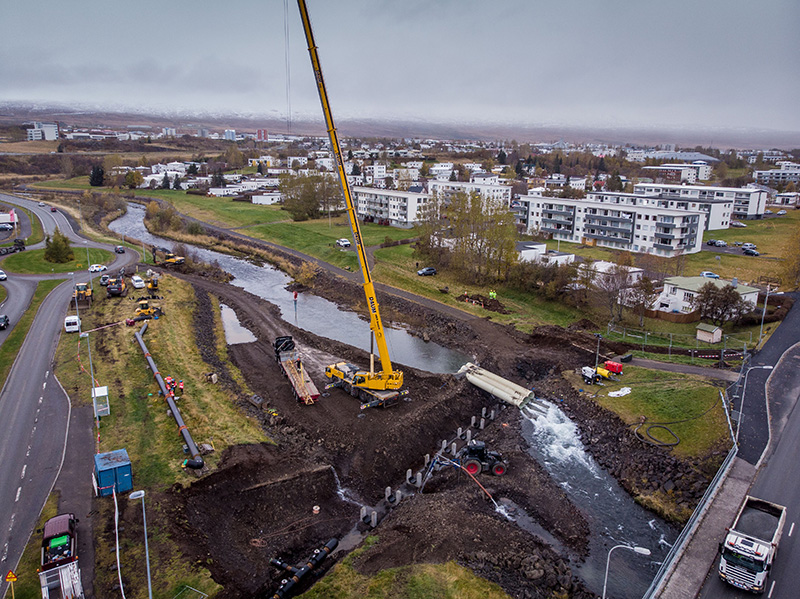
xmin=220 ymin=304 xmax=257 ymax=345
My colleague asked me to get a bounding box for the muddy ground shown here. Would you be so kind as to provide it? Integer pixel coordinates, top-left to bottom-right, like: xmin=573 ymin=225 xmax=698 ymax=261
xmin=160 ymin=268 xmax=721 ymax=599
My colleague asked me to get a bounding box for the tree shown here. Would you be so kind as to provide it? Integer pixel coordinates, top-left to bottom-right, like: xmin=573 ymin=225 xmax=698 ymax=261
xmin=212 ymin=169 xmax=225 ymax=187
xmin=44 ymin=227 xmax=74 ymax=263
xmin=187 ymin=163 xmax=199 ymax=176
xmin=280 ymin=174 xmax=336 ymax=221
xmin=89 ymin=165 xmax=105 ymax=187
xmin=691 ymin=282 xmax=754 ymax=326
xmin=257 ymin=162 xmax=264 ymax=175
xmin=103 ymin=154 xmax=123 ymax=174
xmin=592 ymin=263 xmax=631 ymax=321
xmin=124 ymin=170 xmax=144 ymax=189
xmin=172 ymin=176 xmax=182 ymax=190
xmin=352 ymin=163 xmax=361 ymax=176
xmin=626 ymin=276 xmax=659 ymax=326
xmin=497 ymin=149 xmax=507 ymax=165
xmin=607 ymin=171 xmax=623 ymax=192
xmin=160 ymin=173 xmax=171 ymax=189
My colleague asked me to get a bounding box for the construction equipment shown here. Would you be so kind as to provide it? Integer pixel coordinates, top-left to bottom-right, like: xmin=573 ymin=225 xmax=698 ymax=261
xmin=72 ymin=282 xmax=92 ymax=308
xmin=146 ymin=273 xmax=159 ymax=291
xmin=298 ymin=0 xmax=403 ymax=409
xmin=458 ymin=440 xmax=507 ymax=476
xmin=38 ymin=513 xmax=85 ymax=599
xmin=106 ymin=275 xmax=127 ymax=297
xmin=274 ymin=336 xmax=320 ymax=405
xmin=151 ymin=246 xmax=185 ymax=265
xmin=135 ymin=299 xmax=163 ymax=319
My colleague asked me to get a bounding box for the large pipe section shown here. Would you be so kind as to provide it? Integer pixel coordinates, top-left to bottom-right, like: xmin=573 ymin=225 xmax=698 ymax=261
xmin=457 ymin=362 xmax=534 ymax=408
xmin=134 ymin=322 xmax=204 ymax=469
xmin=269 ymin=538 xmax=338 ymax=599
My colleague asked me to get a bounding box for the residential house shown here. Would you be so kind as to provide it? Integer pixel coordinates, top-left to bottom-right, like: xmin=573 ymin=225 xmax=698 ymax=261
xmin=655 ymin=276 xmax=758 ymax=314
xmin=515 ymin=242 xmax=575 ymax=266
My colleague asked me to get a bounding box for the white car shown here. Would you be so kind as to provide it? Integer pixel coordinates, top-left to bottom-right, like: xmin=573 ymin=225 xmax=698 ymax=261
xmin=0 ymin=270 xmax=6 ymax=281
xmin=131 ymin=275 xmax=145 ymax=289
xmin=336 ymin=238 xmax=351 ymax=248
xmin=88 ymin=264 xmax=107 ymax=272
xmin=777 ymin=210 xmax=787 ymax=215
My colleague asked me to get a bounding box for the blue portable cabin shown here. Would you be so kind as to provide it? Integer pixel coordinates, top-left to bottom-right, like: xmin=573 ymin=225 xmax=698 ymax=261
xmin=94 ymin=449 xmax=132 ymax=497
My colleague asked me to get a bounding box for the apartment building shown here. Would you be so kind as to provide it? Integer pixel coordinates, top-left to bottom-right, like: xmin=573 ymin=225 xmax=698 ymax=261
xmin=352 ymin=186 xmax=430 ymax=228
xmin=26 ymin=122 xmax=59 ymax=141
xmin=634 ymin=183 xmax=765 ymax=221
xmin=773 ymin=192 xmax=799 ymax=207
xmin=428 ymin=180 xmax=512 ymax=206
xmin=518 ymin=191 xmax=706 ymax=256
xmin=655 ymin=277 xmax=758 ymax=314
xmin=754 ymin=162 xmax=800 ymax=187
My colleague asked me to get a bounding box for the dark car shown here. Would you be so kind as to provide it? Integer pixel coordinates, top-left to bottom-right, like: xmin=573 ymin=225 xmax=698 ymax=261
xmin=417 ymin=267 xmax=437 ymax=276
xmin=706 ymin=239 xmax=718 ymax=246
xmin=0 ymin=315 xmax=9 ymax=330
xmin=50 ymin=206 xmax=57 ymax=212
xmin=99 ymin=274 xmax=110 ymax=286
xmin=743 ymin=248 xmax=760 ymax=256
xmin=114 ymin=246 xmax=125 ymax=254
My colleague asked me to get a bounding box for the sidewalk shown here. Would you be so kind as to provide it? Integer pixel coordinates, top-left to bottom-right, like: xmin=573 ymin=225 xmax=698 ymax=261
xmin=658 ymin=458 xmax=755 ymax=599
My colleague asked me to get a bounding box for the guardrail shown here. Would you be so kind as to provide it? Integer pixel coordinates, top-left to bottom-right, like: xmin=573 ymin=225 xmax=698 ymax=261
xmin=641 ymin=360 xmax=748 ymax=598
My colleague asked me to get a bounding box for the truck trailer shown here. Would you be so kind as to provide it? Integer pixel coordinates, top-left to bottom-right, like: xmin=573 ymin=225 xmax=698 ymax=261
xmin=718 ymin=495 xmax=786 ymax=593
xmin=39 ymin=514 xmax=84 ymax=599
xmin=274 ymin=336 xmax=320 ymax=405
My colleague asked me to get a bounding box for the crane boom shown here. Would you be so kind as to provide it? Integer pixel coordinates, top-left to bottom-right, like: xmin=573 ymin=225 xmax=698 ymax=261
xmin=297 ymin=0 xmax=403 ymax=397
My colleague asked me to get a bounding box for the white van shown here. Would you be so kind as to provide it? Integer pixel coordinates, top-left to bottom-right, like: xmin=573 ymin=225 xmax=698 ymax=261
xmin=64 ymin=315 xmax=81 ymax=333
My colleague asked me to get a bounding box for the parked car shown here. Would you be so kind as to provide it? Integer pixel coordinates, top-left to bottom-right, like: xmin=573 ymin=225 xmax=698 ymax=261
xmin=777 ymin=210 xmax=787 ymax=215
xmin=99 ymin=274 xmax=110 ymax=286
xmin=706 ymin=239 xmax=718 ymax=246
xmin=0 ymin=224 xmax=13 ymax=231
xmin=335 ymin=238 xmax=351 ymax=248
xmin=743 ymin=249 xmax=760 ymax=256
xmin=131 ymin=275 xmax=145 ymax=289
xmin=714 ymin=240 xmax=728 ymax=247
xmin=88 ymin=264 xmax=107 ymax=272
xmin=764 ymin=209 xmax=773 ymax=214
xmin=742 ymin=243 xmax=757 ymax=250
xmin=114 ymin=245 xmax=125 ymax=254
xmin=730 ymin=221 xmax=747 ymax=228
xmin=417 ymin=267 xmax=437 ymax=276
xmin=0 ymin=315 xmax=9 ymax=330
xmin=0 ymin=270 xmax=6 ymax=281
xmin=700 ymin=271 xmax=720 ymax=279
xmin=63 ymin=315 xmax=81 ymax=333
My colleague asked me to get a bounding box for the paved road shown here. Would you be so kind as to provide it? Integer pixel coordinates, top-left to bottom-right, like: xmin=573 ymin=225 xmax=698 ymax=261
xmin=0 ymin=192 xmax=138 ymax=599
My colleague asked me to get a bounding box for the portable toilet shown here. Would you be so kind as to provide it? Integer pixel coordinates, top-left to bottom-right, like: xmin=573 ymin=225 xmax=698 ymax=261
xmin=93 ymin=449 xmax=132 ymax=497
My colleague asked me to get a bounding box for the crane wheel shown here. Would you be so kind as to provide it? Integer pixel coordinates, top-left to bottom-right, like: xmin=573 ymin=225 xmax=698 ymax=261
xmin=463 ymin=459 xmax=482 ymax=475
xmin=491 ymin=463 xmax=507 ymax=476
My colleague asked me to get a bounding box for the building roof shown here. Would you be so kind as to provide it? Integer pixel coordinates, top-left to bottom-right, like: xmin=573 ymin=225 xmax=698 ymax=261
xmin=696 ymin=323 xmax=720 ymax=333
xmin=665 ymin=276 xmax=759 ymax=295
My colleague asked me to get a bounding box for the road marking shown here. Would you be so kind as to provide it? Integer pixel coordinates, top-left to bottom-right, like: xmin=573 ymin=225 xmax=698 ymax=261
xmin=14 ymin=488 xmax=20 ymax=502
xmin=46 ymin=370 xmax=49 ymax=377
xmin=42 ymin=381 xmax=46 ymax=390
xmin=1 ymin=541 xmax=7 ymax=561
xmin=789 ymin=522 xmax=795 ymax=537
xmin=39 ymin=396 xmax=43 ymax=404
xmin=20 ymin=465 xmax=25 ymax=479
xmin=768 ymin=580 xmax=776 ymax=598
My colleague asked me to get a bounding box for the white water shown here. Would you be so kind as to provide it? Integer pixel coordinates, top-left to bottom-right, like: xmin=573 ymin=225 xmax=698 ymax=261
xmin=521 ymin=401 xmax=676 ymax=599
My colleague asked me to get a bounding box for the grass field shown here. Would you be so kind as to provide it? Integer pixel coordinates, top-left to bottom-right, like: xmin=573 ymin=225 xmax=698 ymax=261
xmin=299 ymin=539 xmax=511 ymax=599
xmin=0 ymin=279 xmax=62 ymax=386
xmin=564 ymin=366 xmax=729 ymax=460
xmin=2 ymin=247 xmax=114 ymax=274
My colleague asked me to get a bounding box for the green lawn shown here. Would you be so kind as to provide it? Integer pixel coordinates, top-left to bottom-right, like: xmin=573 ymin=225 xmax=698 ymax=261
xmin=2 ymin=247 xmax=114 ymax=274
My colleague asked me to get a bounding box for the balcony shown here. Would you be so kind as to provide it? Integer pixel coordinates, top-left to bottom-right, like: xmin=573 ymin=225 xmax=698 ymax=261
xmin=583 ymin=220 xmax=633 ymax=234
xmin=542 ymin=206 xmax=574 ymax=215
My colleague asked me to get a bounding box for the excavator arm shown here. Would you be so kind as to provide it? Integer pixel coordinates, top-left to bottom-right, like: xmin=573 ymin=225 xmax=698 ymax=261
xmin=297 ymin=0 xmax=402 ymax=392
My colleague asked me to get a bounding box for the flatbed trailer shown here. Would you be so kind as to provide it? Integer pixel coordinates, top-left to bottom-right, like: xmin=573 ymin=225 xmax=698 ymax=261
xmin=274 ymin=336 xmax=320 ymax=405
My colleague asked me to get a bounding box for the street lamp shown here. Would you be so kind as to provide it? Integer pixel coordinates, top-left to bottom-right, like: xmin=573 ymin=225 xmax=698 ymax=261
xmin=736 ymin=364 xmax=774 ymax=444
xmin=594 ymin=333 xmax=602 ymax=373
xmin=758 ymin=284 xmax=771 ymax=346
xmin=68 ymin=272 xmax=79 ymax=325
xmin=129 ymin=490 xmax=153 ymax=599
xmin=85 ymin=241 xmax=93 ymax=291
xmin=603 ymin=544 xmax=651 ymax=599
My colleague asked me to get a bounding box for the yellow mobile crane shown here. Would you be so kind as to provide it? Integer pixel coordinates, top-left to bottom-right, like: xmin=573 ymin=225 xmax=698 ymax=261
xmin=298 ymin=0 xmax=404 ymax=409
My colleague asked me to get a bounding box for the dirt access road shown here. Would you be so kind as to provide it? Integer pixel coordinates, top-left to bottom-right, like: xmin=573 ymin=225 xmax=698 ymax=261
xmin=149 ymin=264 xmax=722 ymax=599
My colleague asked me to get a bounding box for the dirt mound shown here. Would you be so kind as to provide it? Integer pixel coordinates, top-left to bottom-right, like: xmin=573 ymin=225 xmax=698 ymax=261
xmin=457 ymin=292 xmax=511 ymax=314
xmin=567 ymin=318 xmax=599 ymax=331
xmin=171 ymin=444 xmax=356 ymax=598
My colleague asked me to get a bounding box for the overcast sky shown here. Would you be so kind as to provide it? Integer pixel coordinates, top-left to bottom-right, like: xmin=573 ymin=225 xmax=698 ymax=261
xmin=2 ymin=0 xmax=799 ymax=135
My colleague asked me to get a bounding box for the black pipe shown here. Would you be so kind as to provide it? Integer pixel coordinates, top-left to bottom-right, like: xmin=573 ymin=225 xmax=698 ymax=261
xmin=134 ymin=322 xmax=204 ymax=469
xmin=270 ymin=538 xmax=338 ymax=599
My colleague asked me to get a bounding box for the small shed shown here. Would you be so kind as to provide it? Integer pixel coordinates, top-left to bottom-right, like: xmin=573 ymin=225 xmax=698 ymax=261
xmin=94 ymin=449 xmax=132 ymax=497
xmin=696 ymin=323 xmax=722 ymax=344
xmin=92 ymin=385 xmax=110 ymax=418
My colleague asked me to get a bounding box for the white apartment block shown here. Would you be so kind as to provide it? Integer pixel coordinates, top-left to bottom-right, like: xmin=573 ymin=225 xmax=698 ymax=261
xmin=429 ymin=162 xmax=454 ymax=179
xmin=471 ymin=172 xmax=499 ymax=185
xmin=315 ymin=157 xmax=334 ymax=171
xmin=26 ymin=122 xmax=59 ymax=141
xmin=641 ymin=165 xmax=698 ymax=184
xmin=364 ymin=164 xmax=387 ymax=180
xmin=405 ymin=161 xmax=424 ymax=170
xmin=754 ymin=162 xmax=800 ymax=187
xmin=518 ymin=192 xmax=706 ymax=257
xmin=634 ymin=183 xmax=766 ymax=221
xmin=248 ymin=155 xmax=278 ymax=167
xmin=288 ymin=156 xmax=308 ymax=168
xmin=224 ymin=129 xmax=236 ymax=141
xmin=352 ymin=186 xmax=430 ymax=228
xmin=428 ymin=180 xmax=512 ymax=207
xmin=773 ymin=192 xmax=799 ymax=206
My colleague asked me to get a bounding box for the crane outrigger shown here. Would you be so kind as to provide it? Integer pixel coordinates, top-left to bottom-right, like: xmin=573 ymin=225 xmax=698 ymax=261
xmin=297 ymin=0 xmax=404 ymax=408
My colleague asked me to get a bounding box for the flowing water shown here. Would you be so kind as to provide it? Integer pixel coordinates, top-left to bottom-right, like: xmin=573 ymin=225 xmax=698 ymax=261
xmin=110 ymin=204 xmax=677 ymax=595
xmin=109 ymin=203 xmax=470 ymax=373
xmin=521 ymin=401 xmax=678 ymax=599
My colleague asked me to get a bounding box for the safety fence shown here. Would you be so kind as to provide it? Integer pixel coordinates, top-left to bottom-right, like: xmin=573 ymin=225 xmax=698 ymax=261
xmin=606 ymin=322 xmax=754 ymax=355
